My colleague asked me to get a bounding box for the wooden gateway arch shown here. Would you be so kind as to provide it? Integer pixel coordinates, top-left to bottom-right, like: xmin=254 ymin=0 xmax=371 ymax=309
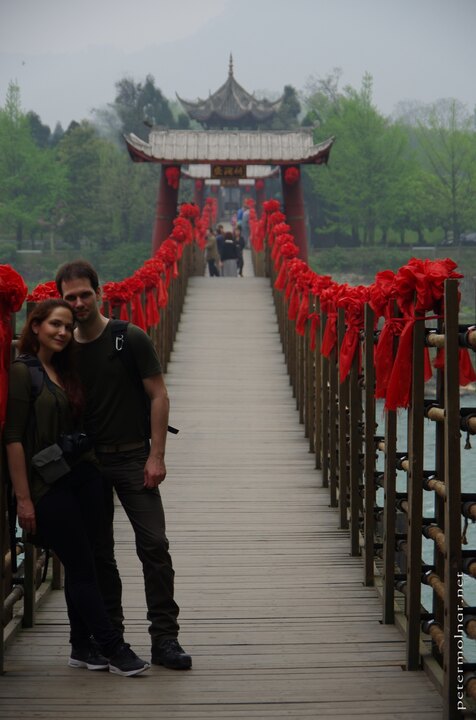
xmin=124 ymin=58 xmax=334 ymax=262
xmin=125 ymin=128 xmax=334 ymax=263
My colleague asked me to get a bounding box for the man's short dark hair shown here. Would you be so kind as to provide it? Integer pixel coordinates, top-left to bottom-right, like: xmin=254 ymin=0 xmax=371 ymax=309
xmin=55 ymin=260 xmax=99 ymax=295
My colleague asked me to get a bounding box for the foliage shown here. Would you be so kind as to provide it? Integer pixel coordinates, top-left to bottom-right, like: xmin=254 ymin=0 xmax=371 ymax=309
xmin=270 ymin=85 xmax=301 ymax=129
xmin=0 ymin=82 xmax=67 ymax=248
xmin=302 ymin=72 xmax=476 ymax=249
xmin=93 ymin=74 xmax=190 ymax=143
xmin=306 ymin=74 xmax=417 ymax=246
xmin=413 ymin=100 xmax=476 ymax=241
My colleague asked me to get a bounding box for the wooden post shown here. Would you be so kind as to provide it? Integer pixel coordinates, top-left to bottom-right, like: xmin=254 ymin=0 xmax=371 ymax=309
xmin=314 ymin=298 xmax=322 ymax=470
xmin=320 ymin=309 xmax=329 ymax=484
xmin=382 ymin=301 xmax=399 ymax=623
xmin=349 ymin=347 xmax=361 ymax=555
xmin=151 ymin=165 xmax=180 ymax=255
xmin=406 ymin=311 xmax=425 ymax=670
xmin=337 ymin=309 xmax=349 ymax=529
xmin=280 ymin=166 xmax=308 ymax=263
xmin=363 ymin=303 xmax=376 ymax=585
xmin=442 ymin=279 xmax=462 ymax=719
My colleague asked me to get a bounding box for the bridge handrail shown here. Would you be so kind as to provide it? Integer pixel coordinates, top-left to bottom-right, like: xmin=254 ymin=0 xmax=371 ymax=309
xmin=253 ymin=199 xmax=476 ymax=718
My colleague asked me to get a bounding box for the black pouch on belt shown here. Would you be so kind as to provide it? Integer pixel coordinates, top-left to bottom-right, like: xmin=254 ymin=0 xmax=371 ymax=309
xmin=31 ymin=443 xmax=71 ymax=484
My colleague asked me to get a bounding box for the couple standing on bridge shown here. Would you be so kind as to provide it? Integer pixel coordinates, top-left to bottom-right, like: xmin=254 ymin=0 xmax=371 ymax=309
xmin=4 ymin=260 xmax=191 ymax=677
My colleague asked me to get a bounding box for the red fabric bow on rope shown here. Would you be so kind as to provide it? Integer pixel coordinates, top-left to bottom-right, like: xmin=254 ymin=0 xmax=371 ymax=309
xmin=26 ymin=280 xmax=60 ymax=302
xmin=0 ymin=265 xmax=28 ymax=427
xmin=337 ymin=285 xmax=370 ymax=382
xmin=384 ymin=258 xmax=463 ymax=410
xmin=102 ymin=281 xmax=132 ymax=321
xmin=320 ymin=283 xmax=347 ymax=358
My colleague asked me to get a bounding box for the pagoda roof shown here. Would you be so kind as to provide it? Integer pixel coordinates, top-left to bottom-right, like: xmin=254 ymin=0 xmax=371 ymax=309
xmin=176 ymin=55 xmax=284 ymax=126
xmin=124 ymin=129 xmax=334 ymax=166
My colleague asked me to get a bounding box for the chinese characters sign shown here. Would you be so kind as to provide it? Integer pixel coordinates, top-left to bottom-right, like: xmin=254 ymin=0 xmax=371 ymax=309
xmin=211 ymin=164 xmax=247 ymax=179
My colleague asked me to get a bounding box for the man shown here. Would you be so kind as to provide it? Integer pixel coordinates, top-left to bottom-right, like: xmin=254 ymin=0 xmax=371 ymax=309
xmin=56 ymin=260 xmax=191 ymax=670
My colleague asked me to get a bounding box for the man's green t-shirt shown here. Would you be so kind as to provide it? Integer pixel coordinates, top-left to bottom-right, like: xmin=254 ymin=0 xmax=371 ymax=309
xmin=76 ymin=322 xmax=162 ymax=446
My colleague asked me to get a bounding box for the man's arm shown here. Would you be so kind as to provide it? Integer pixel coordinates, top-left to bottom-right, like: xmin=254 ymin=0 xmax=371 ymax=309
xmin=142 ymin=373 xmax=170 ymax=488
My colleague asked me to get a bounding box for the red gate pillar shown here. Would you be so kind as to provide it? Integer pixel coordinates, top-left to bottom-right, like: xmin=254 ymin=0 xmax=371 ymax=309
xmin=280 ymin=165 xmax=308 ymax=263
xmin=255 ymin=181 xmax=266 ymax=216
xmin=151 ymin=165 xmax=180 ymax=254
xmin=194 ymin=179 xmax=205 ymax=210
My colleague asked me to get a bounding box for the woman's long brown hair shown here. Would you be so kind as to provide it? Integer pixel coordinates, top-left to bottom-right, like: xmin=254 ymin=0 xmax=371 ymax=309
xmin=17 ymin=299 xmax=84 ymax=419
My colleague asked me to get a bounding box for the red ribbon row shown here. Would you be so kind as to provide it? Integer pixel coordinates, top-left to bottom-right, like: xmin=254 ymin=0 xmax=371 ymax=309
xmin=257 ymin=200 xmax=476 ymax=410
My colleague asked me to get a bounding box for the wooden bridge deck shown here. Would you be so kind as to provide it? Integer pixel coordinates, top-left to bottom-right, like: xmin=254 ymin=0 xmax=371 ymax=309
xmin=1 ymin=256 xmax=443 ymax=719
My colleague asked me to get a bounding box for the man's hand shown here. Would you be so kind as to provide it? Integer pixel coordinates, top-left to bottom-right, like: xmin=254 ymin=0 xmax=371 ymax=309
xmin=142 ymin=373 xmax=169 ymax=489
xmin=144 ymin=454 xmax=167 ymax=488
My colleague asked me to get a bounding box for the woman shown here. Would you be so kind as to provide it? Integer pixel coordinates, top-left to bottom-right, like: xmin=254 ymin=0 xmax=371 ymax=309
xmin=4 ymin=299 xmax=149 ymax=677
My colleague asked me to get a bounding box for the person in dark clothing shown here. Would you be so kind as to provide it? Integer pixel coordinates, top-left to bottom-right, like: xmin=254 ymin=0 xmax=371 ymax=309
xmin=234 ymin=226 xmax=245 ymax=277
xmin=56 ymin=260 xmax=192 ymax=671
xmin=205 ymin=229 xmax=220 ymax=277
xmin=215 ymin=224 xmax=225 ymax=271
xmin=4 ymin=299 xmax=149 ymax=676
xmin=220 ymin=231 xmax=239 ymax=277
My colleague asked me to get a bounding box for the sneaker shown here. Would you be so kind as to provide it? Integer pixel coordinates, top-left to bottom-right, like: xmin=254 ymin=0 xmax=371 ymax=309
xmin=108 ymin=643 xmax=150 ymax=677
xmin=68 ymin=643 xmax=109 ymax=671
xmin=151 ymin=638 xmax=192 ymax=670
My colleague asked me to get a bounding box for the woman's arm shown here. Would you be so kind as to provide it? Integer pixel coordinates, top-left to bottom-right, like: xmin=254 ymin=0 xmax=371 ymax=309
xmin=6 ymin=442 xmax=36 ymax=536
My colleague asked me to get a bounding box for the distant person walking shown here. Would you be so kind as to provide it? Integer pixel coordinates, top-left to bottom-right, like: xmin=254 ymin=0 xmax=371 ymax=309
xmin=234 ymin=226 xmax=245 ymax=277
xmin=204 ymin=229 xmax=220 ymax=277
xmin=220 ymin=231 xmax=239 ymax=277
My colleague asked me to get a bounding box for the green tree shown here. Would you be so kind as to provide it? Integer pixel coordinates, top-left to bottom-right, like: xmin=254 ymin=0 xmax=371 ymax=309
xmin=272 ymin=85 xmax=301 ymax=129
xmin=305 ymin=73 xmax=414 ymax=246
xmin=57 ymin=118 xmax=158 ymax=251
xmin=94 ymin=75 xmax=188 ymax=143
xmin=414 ymin=99 xmax=476 ymax=241
xmin=0 ymin=81 xmax=66 ymax=248
xmin=26 ymin=111 xmax=51 ymax=148
xmin=56 ymin=121 xmax=104 ymax=248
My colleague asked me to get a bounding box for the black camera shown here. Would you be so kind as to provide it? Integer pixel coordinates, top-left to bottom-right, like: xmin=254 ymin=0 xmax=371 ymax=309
xmin=59 ymin=431 xmax=92 ymax=460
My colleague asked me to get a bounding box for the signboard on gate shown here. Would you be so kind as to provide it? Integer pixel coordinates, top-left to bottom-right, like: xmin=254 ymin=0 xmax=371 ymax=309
xmin=211 ymin=164 xmax=247 ymax=179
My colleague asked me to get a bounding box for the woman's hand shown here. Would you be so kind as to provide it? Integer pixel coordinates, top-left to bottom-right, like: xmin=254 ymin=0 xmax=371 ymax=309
xmin=17 ymin=498 xmax=37 ymax=536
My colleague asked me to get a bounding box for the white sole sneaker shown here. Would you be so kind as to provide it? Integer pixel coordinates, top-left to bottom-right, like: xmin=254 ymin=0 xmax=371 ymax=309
xmin=109 ymin=662 xmax=150 ymax=677
xmin=68 ymin=658 xmax=109 ymax=671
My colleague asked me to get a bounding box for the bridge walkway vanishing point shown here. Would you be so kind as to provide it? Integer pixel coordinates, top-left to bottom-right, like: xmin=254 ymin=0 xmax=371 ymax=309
xmin=0 ymin=252 xmax=443 ymax=719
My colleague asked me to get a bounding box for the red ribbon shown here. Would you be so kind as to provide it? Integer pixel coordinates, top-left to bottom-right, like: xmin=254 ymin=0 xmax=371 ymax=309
xmin=321 ymin=312 xmax=337 ymax=357
xmin=145 ymin=288 xmax=160 ymax=327
xmin=309 ymin=313 xmax=320 ymax=351
xmin=131 ymin=292 xmax=146 ymax=331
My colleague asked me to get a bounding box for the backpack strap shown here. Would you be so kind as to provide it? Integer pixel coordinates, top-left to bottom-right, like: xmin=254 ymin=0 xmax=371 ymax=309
xmin=14 ymin=353 xmax=45 ymax=400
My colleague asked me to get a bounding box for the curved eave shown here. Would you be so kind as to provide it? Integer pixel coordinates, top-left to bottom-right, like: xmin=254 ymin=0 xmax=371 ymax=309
xmin=177 ymin=86 xmax=285 ymax=123
xmin=124 ymin=132 xmax=335 ymax=166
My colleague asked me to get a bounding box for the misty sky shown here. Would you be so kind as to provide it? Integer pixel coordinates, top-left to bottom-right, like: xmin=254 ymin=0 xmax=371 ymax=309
xmin=0 ymin=0 xmax=474 ymax=130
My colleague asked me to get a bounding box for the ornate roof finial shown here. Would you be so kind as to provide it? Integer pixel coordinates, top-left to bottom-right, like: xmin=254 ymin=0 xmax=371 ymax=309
xmin=229 ymin=53 xmax=233 ymax=77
